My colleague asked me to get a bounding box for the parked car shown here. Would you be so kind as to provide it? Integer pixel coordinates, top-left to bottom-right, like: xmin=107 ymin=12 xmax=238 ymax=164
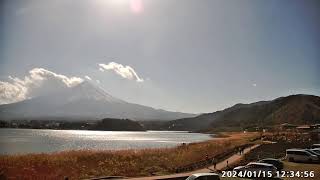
xmin=311 ymin=144 xmax=320 ymax=149
xmin=233 ymin=162 xmax=277 ymax=178
xmin=258 ymin=158 xmax=284 ymax=170
xmin=305 ymin=149 xmax=320 ymax=159
xmin=186 ymin=173 xmax=220 ymax=180
xmin=286 ymin=149 xmax=318 ymax=163
xmin=311 ymin=148 xmax=320 ymax=154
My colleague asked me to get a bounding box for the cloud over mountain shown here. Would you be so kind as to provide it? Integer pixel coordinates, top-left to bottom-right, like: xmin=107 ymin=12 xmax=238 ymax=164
xmin=99 ymin=62 xmax=144 ymax=82
xmin=0 ymin=68 xmax=83 ymax=104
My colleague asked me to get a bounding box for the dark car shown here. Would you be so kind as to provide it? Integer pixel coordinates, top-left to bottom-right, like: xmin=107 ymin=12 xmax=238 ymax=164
xmin=258 ymin=158 xmax=283 ymax=170
xmin=311 ymin=144 xmax=320 ymax=149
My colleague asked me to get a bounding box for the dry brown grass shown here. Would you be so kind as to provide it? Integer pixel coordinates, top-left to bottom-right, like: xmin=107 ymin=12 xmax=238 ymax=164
xmin=0 ymin=132 xmax=258 ymax=180
xmin=283 ymin=161 xmax=320 ymax=180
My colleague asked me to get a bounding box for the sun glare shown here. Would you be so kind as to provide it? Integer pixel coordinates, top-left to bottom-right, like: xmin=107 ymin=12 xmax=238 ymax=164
xmin=98 ymin=0 xmax=144 ymax=14
xmin=130 ymin=0 xmax=144 ymax=14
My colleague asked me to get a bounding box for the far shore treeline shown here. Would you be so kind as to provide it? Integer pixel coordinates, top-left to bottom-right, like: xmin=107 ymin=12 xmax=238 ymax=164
xmin=0 ymin=118 xmax=145 ymax=131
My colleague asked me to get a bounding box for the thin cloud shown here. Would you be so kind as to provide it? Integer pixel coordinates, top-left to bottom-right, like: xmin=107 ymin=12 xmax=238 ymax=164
xmin=99 ymin=62 xmax=144 ymax=82
xmin=0 ymin=68 xmax=83 ymax=104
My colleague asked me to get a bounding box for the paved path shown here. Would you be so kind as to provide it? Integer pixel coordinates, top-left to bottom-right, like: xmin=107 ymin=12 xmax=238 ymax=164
xmin=128 ymin=144 xmax=261 ymax=180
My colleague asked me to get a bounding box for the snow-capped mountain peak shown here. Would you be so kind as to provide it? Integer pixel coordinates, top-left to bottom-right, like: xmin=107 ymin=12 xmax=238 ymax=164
xmin=67 ymin=81 xmax=125 ymax=103
xmin=0 ymin=81 xmax=195 ymax=121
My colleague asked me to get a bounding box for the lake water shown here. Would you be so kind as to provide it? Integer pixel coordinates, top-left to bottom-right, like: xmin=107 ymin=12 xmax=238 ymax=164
xmin=0 ymin=128 xmax=212 ymax=155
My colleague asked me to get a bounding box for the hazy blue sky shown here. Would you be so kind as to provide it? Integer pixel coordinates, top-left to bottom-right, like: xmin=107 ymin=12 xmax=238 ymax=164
xmin=1 ymin=0 xmax=319 ymax=113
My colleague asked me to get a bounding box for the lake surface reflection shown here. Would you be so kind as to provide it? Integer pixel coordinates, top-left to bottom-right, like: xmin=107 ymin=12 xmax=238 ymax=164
xmin=0 ymin=128 xmax=212 ymax=154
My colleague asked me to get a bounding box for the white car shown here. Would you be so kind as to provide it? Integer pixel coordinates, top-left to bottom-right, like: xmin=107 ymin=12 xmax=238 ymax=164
xmin=305 ymin=149 xmax=320 ymax=159
xmin=186 ymin=173 xmax=220 ymax=180
xmin=233 ymin=162 xmax=277 ymax=178
xmin=286 ymin=149 xmax=318 ymax=163
xmin=311 ymin=148 xmax=320 ymax=154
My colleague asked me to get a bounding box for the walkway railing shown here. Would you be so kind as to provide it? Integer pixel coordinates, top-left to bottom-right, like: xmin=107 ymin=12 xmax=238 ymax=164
xmin=174 ymin=144 xmax=253 ymax=173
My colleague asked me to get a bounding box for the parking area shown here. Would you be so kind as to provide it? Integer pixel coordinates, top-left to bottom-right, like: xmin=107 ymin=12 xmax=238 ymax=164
xmin=219 ymin=141 xmax=320 ymax=180
xmin=219 ymin=160 xmax=319 ymax=180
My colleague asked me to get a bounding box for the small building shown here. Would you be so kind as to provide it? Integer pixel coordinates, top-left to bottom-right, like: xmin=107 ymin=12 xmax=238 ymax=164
xmin=310 ymin=124 xmax=320 ymax=129
xmin=280 ymin=123 xmax=297 ymax=131
xmin=296 ymin=125 xmax=312 ymax=132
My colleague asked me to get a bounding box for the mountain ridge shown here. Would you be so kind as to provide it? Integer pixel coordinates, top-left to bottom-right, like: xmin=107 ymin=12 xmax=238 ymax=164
xmin=163 ymin=94 xmax=320 ymax=131
xmin=0 ymin=81 xmax=195 ymax=121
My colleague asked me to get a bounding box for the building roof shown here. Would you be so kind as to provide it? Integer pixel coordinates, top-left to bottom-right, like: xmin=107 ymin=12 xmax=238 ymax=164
xmin=296 ymin=125 xmax=311 ymax=129
xmin=281 ymin=123 xmax=296 ymax=126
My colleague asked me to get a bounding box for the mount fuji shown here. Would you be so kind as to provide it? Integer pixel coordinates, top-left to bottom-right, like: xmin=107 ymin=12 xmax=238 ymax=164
xmin=0 ymin=81 xmax=195 ymax=121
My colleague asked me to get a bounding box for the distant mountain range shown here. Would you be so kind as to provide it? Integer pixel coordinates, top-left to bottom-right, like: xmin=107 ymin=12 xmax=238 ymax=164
xmin=0 ymin=81 xmax=195 ymax=121
xmin=1 ymin=81 xmax=319 ymax=132
xmin=163 ymin=94 xmax=320 ymax=131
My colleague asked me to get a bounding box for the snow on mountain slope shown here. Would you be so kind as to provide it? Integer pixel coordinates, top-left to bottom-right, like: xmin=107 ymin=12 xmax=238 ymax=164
xmin=65 ymin=81 xmax=125 ymax=103
xmin=0 ymin=81 xmax=195 ymax=121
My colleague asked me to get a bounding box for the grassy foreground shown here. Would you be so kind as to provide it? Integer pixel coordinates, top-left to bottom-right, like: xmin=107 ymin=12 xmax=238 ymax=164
xmin=282 ymin=161 xmax=320 ymax=180
xmin=0 ymin=132 xmax=258 ymax=179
